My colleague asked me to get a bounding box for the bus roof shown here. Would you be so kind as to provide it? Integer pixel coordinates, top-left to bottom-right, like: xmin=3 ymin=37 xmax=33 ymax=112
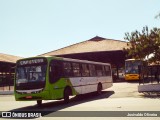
xmin=62 ymin=57 xmax=110 ymax=66
xmin=18 ymin=56 xmax=111 ymax=66
xmin=125 ymin=59 xmax=141 ymax=61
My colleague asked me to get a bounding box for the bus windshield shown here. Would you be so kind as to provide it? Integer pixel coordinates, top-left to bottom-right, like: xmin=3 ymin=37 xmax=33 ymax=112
xmin=125 ymin=60 xmax=141 ymax=74
xmin=15 ymin=58 xmax=47 ymax=90
xmin=16 ymin=65 xmax=46 ymax=83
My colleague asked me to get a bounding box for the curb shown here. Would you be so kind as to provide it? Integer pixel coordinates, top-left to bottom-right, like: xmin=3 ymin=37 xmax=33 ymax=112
xmin=0 ymin=91 xmax=14 ymax=95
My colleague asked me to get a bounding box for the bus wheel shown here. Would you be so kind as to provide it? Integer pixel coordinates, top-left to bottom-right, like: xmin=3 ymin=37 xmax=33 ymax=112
xmin=97 ymin=83 xmax=102 ymax=95
xmin=64 ymin=88 xmax=70 ymax=104
xmin=37 ymin=100 xmax=42 ymax=106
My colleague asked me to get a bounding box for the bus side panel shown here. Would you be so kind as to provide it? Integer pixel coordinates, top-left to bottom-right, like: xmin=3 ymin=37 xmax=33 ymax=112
xmin=98 ymin=76 xmax=113 ymax=90
xmin=69 ymin=77 xmax=82 ymax=94
xmin=102 ymin=82 xmax=113 ymax=90
xmin=49 ymin=78 xmax=79 ymax=100
xmin=101 ymin=76 xmax=113 ymax=90
xmin=49 ymin=78 xmax=66 ymax=100
xmin=81 ymin=77 xmax=97 ymax=94
xmin=69 ymin=76 xmax=113 ymax=94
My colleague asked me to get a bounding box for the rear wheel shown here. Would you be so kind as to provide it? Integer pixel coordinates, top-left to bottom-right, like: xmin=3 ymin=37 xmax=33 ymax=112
xmin=97 ymin=83 xmax=102 ymax=95
xmin=64 ymin=88 xmax=71 ymax=104
xmin=37 ymin=100 xmax=42 ymax=106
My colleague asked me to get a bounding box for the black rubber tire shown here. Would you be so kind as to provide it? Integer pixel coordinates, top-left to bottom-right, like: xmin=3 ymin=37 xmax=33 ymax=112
xmin=97 ymin=83 xmax=102 ymax=95
xmin=37 ymin=100 xmax=42 ymax=106
xmin=64 ymin=88 xmax=70 ymax=104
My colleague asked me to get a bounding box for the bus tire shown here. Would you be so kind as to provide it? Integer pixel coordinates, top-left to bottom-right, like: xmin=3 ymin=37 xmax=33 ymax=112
xmin=64 ymin=88 xmax=71 ymax=104
xmin=37 ymin=100 xmax=42 ymax=106
xmin=97 ymin=83 xmax=102 ymax=95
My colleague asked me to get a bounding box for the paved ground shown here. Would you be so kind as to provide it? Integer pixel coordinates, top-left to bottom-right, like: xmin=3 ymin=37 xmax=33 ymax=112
xmin=0 ymin=82 xmax=160 ymax=120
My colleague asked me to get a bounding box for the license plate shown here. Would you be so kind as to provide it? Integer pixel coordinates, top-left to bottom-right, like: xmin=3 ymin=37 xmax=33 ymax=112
xmin=26 ymin=96 xmax=32 ymax=99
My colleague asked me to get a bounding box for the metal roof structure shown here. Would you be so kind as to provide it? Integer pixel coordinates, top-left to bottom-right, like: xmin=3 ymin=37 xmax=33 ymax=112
xmin=39 ymin=36 xmax=129 ymax=82
xmin=40 ymin=36 xmax=128 ymax=56
xmin=0 ymin=53 xmax=22 ymax=63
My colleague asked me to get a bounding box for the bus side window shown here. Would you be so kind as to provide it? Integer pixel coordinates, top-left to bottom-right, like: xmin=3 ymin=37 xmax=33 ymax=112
xmin=63 ymin=62 xmax=73 ymax=77
xmin=72 ymin=63 xmax=81 ymax=77
xmin=102 ymin=66 xmax=107 ymax=76
xmin=105 ymin=65 xmax=111 ymax=76
xmin=49 ymin=60 xmax=62 ymax=83
xmin=81 ymin=64 xmax=90 ymax=77
xmin=89 ymin=64 xmax=96 ymax=76
xmin=96 ymin=65 xmax=103 ymax=76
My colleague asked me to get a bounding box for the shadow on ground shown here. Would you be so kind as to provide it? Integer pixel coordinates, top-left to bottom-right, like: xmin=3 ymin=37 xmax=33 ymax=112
xmin=6 ymin=91 xmax=114 ymax=119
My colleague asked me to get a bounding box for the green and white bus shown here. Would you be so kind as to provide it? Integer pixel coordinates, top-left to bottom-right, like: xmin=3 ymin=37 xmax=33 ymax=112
xmin=14 ymin=56 xmax=113 ymax=106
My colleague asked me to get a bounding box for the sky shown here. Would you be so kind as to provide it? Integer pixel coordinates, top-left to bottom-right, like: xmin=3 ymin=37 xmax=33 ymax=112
xmin=0 ymin=0 xmax=160 ymax=57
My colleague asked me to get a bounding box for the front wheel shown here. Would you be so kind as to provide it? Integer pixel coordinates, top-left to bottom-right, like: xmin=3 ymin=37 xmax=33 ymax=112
xmin=37 ymin=100 xmax=42 ymax=106
xmin=64 ymin=89 xmax=70 ymax=104
xmin=97 ymin=83 xmax=102 ymax=95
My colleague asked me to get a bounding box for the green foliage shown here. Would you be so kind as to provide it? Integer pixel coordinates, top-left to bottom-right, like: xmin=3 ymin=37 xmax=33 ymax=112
xmin=124 ymin=26 xmax=160 ymax=64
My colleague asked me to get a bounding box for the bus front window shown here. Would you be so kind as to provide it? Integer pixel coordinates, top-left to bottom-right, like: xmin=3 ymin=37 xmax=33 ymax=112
xmin=125 ymin=61 xmax=141 ymax=74
xmin=16 ymin=65 xmax=47 ymax=90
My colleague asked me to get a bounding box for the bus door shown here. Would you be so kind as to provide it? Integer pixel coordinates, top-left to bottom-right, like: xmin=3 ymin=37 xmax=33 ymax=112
xmin=49 ymin=60 xmax=63 ymax=97
xmin=49 ymin=60 xmax=62 ymax=83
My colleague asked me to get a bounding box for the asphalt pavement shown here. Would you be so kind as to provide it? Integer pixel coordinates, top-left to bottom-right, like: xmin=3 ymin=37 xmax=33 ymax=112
xmin=0 ymin=82 xmax=160 ymax=120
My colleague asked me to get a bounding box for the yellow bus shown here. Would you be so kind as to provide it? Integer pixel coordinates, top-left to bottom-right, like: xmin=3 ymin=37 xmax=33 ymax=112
xmin=125 ymin=59 xmax=143 ymax=81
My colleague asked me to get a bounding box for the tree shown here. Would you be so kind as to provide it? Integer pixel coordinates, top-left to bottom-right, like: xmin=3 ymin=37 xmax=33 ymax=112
xmin=124 ymin=26 xmax=160 ymax=64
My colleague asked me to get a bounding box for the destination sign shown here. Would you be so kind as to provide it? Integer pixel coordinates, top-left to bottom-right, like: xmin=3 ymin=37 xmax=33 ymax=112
xmin=18 ymin=58 xmax=45 ymax=65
